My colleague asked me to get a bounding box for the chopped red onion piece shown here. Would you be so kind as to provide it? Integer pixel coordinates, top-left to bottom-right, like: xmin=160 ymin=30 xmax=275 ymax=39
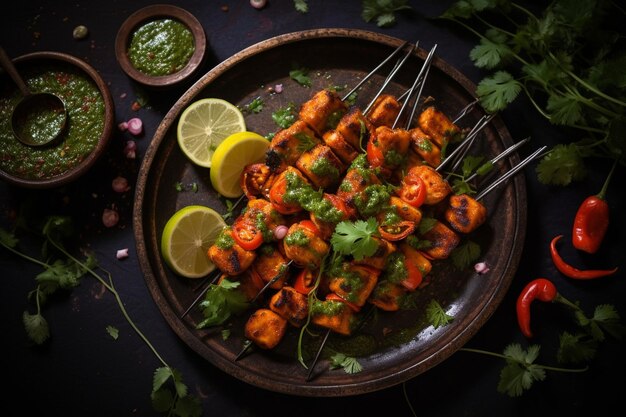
xmin=273 ymin=225 xmax=288 ymax=240
xmin=116 ymin=248 xmax=129 ymax=260
xmin=126 ymin=117 xmax=143 ymax=135
xmin=102 ymin=208 xmax=119 ymax=228
xmin=474 ymin=262 xmax=490 ymax=274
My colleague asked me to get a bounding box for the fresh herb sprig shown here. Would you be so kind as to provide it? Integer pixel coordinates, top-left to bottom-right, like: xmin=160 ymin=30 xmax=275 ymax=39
xmin=362 ymin=0 xmax=413 ymax=27
xmin=441 ymin=0 xmax=626 ymax=186
xmin=0 ymin=217 xmax=201 ymax=417
xmin=461 ymin=344 xmax=588 ymax=397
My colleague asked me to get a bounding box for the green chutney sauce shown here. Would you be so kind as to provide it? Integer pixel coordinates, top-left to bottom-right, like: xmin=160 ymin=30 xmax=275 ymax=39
xmin=0 ymin=63 xmax=105 ymax=180
xmin=128 ymin=19 xmax=195 ymax=76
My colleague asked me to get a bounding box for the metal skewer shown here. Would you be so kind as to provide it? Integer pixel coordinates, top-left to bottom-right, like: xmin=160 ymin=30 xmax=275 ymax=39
xmin=249 ymin=260 xmax=294 ymax=304
xmin=341 ymin=40 xmax=410 ymax=102
xmin=397 ymin=44 xmax=438 ymax=129
xmin=475 ymin=145 xmax=547 ymax=200
xmin=464 ymin=136 xmax=531 ymax=184
xmin=363 ymin=43 xmax=417 ymax=114
xmin=306 ymin=328 xmax=331 ymax=381
xmin=435 ymin=114 xmax=494 ymax=173
xmin=180 ymin=270 xmax=221 ymax=319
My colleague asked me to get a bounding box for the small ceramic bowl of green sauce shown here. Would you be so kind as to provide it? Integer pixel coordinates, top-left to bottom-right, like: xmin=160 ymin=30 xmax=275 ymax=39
xmin=0 ymin=51 xmax=115 ymax=189
xmin=115 ymin=5 xmax=207 ymax=88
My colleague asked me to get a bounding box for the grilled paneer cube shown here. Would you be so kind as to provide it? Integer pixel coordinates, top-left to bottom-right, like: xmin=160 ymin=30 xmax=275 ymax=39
xmin=326 ymin=262 xmax=380 ymax=308
xmin=208 ymin=228 xmax=256 ymax=275
xmin=268 ymin=166 xmax=309 ymax=215
xmin=283 ymin=221 xmax=330 ymax=269
xmin=417 ymin=106 xmax=462 ymax=148
xmin=266 ymin=120 xmax=320 ymax=172
xmin=367 ymin=94 xmax=401 ymax=128
xmin=421 ymin=220 xmax=460 ymax=259
xmin=252 ymin=245 xmax=289 ymax=290
xmin=295 ymin=143 xmax=345 ymax=189
xmin=310 ymin=298 xmax=355 ymax=335
xmin=409 ymin=127 xmax=442 ymax=167
xmin=444 ymin=194 xmax=488 ymax=234
xmin=299 ymin=89 xmax=347 ymax=136
xmin=369 ymin=280 xmax=407 ymax=311
xmin=269 ymin=286 xmax=309 ymax=327
xmin=407 ymin=164 xmax=452 ymax=205
xmin=322 ymin=129 xmax=359 ymax=165
xmin=244 ymin=308 xmax=288 ymax=350
xmin=335 ymin=106 xmax=376 ymax=151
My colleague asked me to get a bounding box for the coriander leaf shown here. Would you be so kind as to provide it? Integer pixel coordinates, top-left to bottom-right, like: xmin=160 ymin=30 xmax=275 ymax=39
xmin=0 ymin=227 xmax=18 ymax=248
xmin=417 ymin=217 xmax=437 ymax=234
xmin=272 ymin=102 xmax=298 ymax=129
xmin=294 ymin=0 xmax=308 ymax=13
xmin=153 ymin=366 xmax=174 ymax=393
xmin=330 ymin=353 xmax=363 ymax=374
xmin=426 ymin=300 xmax=454 ymax=328
xmin=546 ymin=92 xmax=583 ymax=126
xmin=498 ymin=343 xmax=546 ymax=397
xmin=362 ymin=0 xmax=412 ymax=28
xmin=196 ymin=280 xmax=249 ymax=328
xmin=289 ymin=67 xmax=311 ymax=87
xmin=172 ymin=394 xmax=202 ymax=417
xmin=536 ymin=143 xmax=587 ymax=186
xmin=557 ymin=331 xmax=597 ymax=364
xmin=522 ymin=59 xmax=568 ymax=87
xmin=106 ymin=325 xmax=119 ymax=340
xmin=243 ymin=96 xmax=264 ymax=114
xmin=151 ymin=387 xmax=174 ymax=413
xmin=476 ymin=71 xmax=521 ymax=112
xmin=469 ymin=29 xmax=511 ymax=69
xmin=590 ymin=304 xmax=626 ymax=340
xmin=330 ymin=218 xmax=379 ymax=260
xmin=451 ymin=240 xmax=481 ymax=270
xmin=23 ymin=311 xmax=50 ymax=345
xmin=42 ymin=215 xmax=74 ymax=243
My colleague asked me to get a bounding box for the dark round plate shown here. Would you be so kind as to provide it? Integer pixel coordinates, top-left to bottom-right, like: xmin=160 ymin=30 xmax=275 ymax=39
xmin=133 ymin=29 xmax=526 ymax=397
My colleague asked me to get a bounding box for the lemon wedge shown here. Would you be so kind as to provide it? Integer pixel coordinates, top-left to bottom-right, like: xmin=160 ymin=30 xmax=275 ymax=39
xmin=210 ymin=131 xmax=269 ymax=198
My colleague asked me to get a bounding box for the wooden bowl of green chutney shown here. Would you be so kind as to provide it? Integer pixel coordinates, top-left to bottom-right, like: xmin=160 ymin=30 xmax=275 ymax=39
xmin=115 ymin=5 xmax=207 ymax=88
xmin=0 ymin=51 xmax=115 ymax=189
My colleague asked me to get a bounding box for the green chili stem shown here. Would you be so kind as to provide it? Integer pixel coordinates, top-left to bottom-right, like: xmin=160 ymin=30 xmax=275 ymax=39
xmin=597 ymin=158 xmax=618 ymax=200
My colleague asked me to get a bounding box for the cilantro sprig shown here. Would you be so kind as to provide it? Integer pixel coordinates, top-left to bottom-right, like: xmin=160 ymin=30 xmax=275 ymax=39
xmin=461 ymin=344 xmax=587 ymax=397
xmin=0 ymin=217 xmax=201 ymax=417
xmin=441 ymin=0 xmax=626 ymax=185
xmin=330 ymin=218 xmax=379 ymax=261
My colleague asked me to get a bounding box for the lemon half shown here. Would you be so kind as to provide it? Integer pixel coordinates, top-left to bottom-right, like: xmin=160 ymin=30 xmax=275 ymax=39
xmin=176 ymin=98 xmax=246 ymax=168
xmin=160 ymin=205 xmax=227 ymax=278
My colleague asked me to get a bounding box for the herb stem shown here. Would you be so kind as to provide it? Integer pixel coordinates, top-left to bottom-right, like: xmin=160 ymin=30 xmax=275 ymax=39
xmin=47 ymin=237 xmax=171 ymax=369
xmin=459 ymin=347 xmax=589 ymax=373
xmin=547 ymin=51 xmax=626 ymax=108
xmin=0 ymin=239 xmax=49 ymax=268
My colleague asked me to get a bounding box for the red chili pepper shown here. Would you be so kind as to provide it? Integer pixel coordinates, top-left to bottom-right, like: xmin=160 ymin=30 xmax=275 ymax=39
xmin=550 ymin=235 xmax=618 ymax=279
xmin=572 ymin=160 xmax=616 ymax=254
xmin=516 ymin=278 xmax=558 ymax=338
xmin=378 ymin=220 xmax=415 ymax=241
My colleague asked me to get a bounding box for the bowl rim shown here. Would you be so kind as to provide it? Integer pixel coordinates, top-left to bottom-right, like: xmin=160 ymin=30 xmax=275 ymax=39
xmin=0 ymin=51 xmax=115 ymax=189
xmin=114 ymin=4 xmax=207 ymax=88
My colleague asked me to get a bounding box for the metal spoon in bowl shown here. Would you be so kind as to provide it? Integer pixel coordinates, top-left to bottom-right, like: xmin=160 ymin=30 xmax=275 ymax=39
xmin=0 ymin=46 xmax=68 ymax=147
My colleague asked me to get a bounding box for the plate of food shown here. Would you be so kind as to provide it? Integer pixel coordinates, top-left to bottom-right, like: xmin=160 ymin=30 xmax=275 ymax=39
xmin=133 ymin=28 xmax=526 ymax=396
